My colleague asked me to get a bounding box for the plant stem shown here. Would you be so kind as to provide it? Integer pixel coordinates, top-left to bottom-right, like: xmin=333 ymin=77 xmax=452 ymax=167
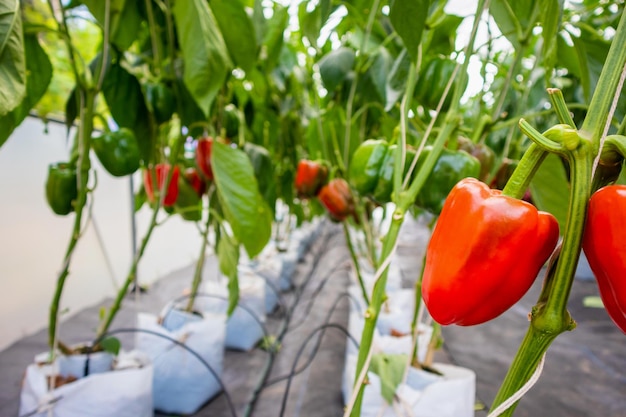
xmin=48 ymin=90 xmax=95 ymax=350
xmin=343 ymin=0 xmax=381 ymax=167
xmin=491 ymin=142 xmax=591 ymax=416
xmin=185 ymin=198 xmax=213 ymax=312
xmin=343 ymin=222 xmax=370 ymax=306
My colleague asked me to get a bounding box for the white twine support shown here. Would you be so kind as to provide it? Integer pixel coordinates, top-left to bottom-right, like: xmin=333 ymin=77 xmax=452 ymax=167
xmin=591 ymin=61 xmax=626 ymax=182
xmin=343 ymin=346 xmax=375 ymax=417
xmin=486 ymin=353 xmax=547 ymax=417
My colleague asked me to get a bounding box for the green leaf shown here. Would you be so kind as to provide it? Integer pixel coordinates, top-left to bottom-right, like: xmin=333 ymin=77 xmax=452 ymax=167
xmin=244 ymin=142 xmax=276 ymax=214
xmin=385 ymin=49 xmax=410 ymax=111
xmin=529 ymin=153 xmax=569 ymax=233
xmin=173 ymin=0 xmax=232 ymax=117
xmin=364 ymin=46 xmax=392 ymax=103
xmin=217 ymin=232 xmax=239 ymax=316
xmin=261 ymin=5 xmax=289 ymax=71
xmin=211 ymin=141 xmax=272 ymax=258
xmin=0 ymin=33 xmax=52 ymax=148
xmin=389 ymin=0 xmax=430 ymax=62
xmin=571 ymin=25 xmax=611 ymax=103
xmin=489 ymin=0 xmax=537 ymax=46
xmin=539 ymin=0 xmax=563 ymax=71
xmin=99 ymin=336 xmax=121 ymax=356
xmin=318 ymin=47 xmax=355 ymax=92
xmin=369 ymin=353 xmax=408 ymax=404
xmin=0 ymin=0 xmax=26 ymax=116
xmin=101 ymin=61 xmax=153 ymax=162
xmin=210 ymin=0 xmax=257 ymax=73
xmin=80 ymin=0 xmax=142 ymax=51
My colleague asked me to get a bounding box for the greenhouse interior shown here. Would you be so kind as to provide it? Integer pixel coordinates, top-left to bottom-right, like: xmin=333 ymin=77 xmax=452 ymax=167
xmin=0 ymin=0 xmax=624 ymax=416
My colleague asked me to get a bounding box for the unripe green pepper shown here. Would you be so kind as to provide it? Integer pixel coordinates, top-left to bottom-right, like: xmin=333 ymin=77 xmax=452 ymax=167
xmin=45 ymin=162 xmax=78 ymax=216
xmin=146 ymin=82 xmax=175 ymax=124
xmin=415 ymin=146 xmax=481 ymax=214
xmin=414 ymin=56 xmax=467 ymax=111
xmin=92 ymin=128 xmax=141 ymax=177
xmin=349 ymin=139 xmax=389 ymax=195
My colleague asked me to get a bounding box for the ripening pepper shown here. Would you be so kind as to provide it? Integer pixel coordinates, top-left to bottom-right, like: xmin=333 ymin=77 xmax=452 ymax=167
xmin=45 ymin=162 xmax=78 ymax=215
xmin=414 ymin=56 xmax=467 ymax=111
xmin=146 ymin=82 xmax=175 ymax=124
xmin=91 ymin=128 xmax=141 ymax=177
xmin=490 ymin=158 xmax=518 ymax=190
xmin=414 ymin=146 xmax=481 ymax=214
xmin=422 ymin=178 xmax=559 ymax=326
xmin=144 ymin=164 xmax=180 ymax=207
xmin=582 ymin=185 xmax=626 ymax=333
xmin=458 ymin=137 xmax=495 ymax=182
xmin=175 ymin=174 xmax=203 ymax=221
xmin=196 ymin=137 xmax=214 ymax=181
xmin=318 ymin=178 xmax=355 ymax=222
xmin=295 ymin=159 xmax=329 ymax=198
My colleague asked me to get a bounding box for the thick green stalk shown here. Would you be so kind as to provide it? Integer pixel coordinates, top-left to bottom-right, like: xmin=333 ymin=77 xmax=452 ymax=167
xmin=48 ymin=90 xmax=95 ymax=349
xmin=501 ymin=143 xmax=547 ymax=199
xmin=185 ymin=204 xmax=212 ymax=312
xmin=491 ymin=143 xmax=591 ymax=416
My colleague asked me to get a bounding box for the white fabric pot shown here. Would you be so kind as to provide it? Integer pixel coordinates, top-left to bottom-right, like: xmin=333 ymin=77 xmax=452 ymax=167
xmin=136 ymin=310 xmax=226 ymax=415
xmin=19 ymin=350 xmax=153 ymax=417
xmin=343 ymin=355 xmax=476 ymax=417
xmin=202 ymin=275 xmax=266 ymax=351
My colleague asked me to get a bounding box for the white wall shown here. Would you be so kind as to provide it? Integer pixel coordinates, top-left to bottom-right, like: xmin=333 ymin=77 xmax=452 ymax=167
xmin=0 ymin=117 xmax=203 ymax=351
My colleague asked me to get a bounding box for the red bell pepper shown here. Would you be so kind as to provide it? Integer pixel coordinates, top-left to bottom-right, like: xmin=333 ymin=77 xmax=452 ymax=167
xmin=318 ymin=178 xmax=355 ymax=222
xmin=144 ymin=164 xmax=180 ymax=207
xmin=582 ymin=185 xmax=626 ymax=333
xmin=184 ymin=167 xmax=207 ymax=197
xmin=295 ymin=159 xmax=328 ymax=198
xmin=196 ymin=137 xmax=214 ymax=181
xmin=422 ymin=178 xmax=559 ymax=326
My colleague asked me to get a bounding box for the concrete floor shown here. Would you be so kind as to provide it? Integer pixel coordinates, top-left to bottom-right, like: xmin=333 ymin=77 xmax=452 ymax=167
xmin=1 ymin=219 xmax=625 ymax=417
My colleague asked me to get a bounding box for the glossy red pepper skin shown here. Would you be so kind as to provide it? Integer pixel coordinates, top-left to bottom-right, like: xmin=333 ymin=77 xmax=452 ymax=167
xmin=195 ymin=137 xmax=214 ymax=181
xmin=318 ymin=178 xmax=355 ymax=222
xmin=143 ymin=164 xmax=180 ymax=207
xmin=422 ymin=178 xmax=559 ymax=326
xmin=295 ymin=159 xmax=328 ymax=198
xmin=184 ymin=167 xmax=206 ymax=197
xmin=582 ymin=185 xmax=626 ymax=333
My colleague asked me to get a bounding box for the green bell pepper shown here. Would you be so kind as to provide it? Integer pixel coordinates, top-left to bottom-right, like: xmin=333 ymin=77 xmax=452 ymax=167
xmin=92 ymin=128 xmax=141 ymax=177
xmin=146 ymin=82 xmax=175 ymax=125
xmin=414 ymin=56 xmax=467 ymax=111
xmin=45 ymin=162 xmax=78 ymax=216
xmin=349 ymin=139 xmax=389 ymax=195
xmin=415 ymin=146 xmax=481 ymax=214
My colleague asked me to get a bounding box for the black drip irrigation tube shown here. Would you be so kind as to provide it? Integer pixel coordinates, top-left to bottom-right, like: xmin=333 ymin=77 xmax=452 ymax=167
xmin=278 ymin=323 xmax=360 ymax=417
xmin=242 ymin=222 xmax=345 ymax=417
xmin=265 ymin=291 xmax=362 ymax=388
